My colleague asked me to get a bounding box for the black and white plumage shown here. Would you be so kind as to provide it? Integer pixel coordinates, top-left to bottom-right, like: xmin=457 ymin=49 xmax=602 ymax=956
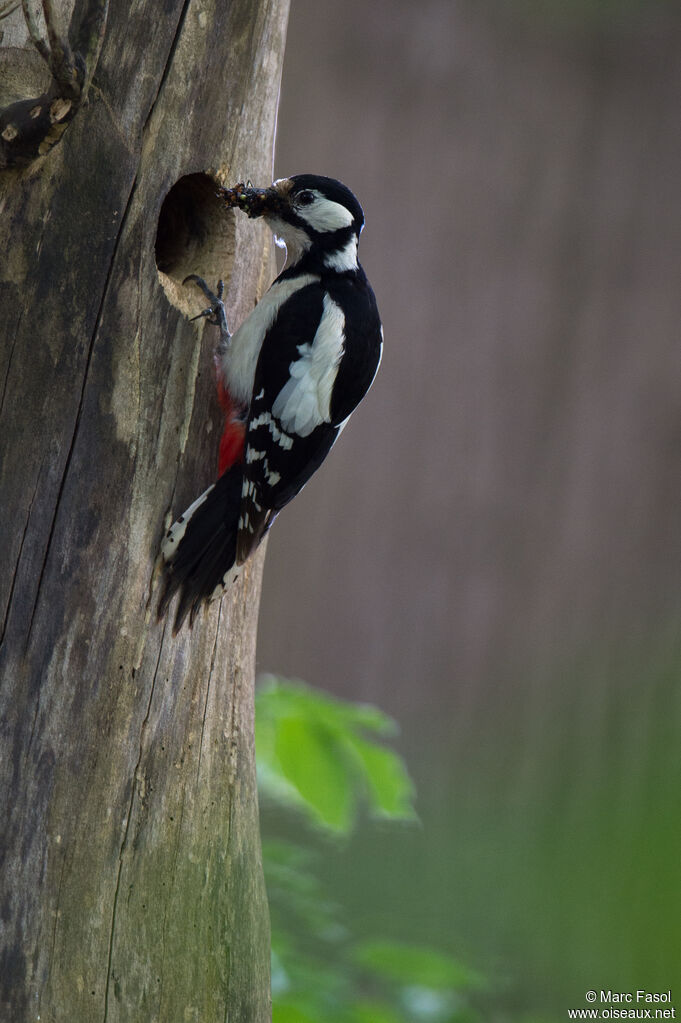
xmin=159 ymin=175 xmax=383 ymax=631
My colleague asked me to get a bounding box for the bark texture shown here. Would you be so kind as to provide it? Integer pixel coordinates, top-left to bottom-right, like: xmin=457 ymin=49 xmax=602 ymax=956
xmin=0 ymin=0 xmax=289 ymax=1019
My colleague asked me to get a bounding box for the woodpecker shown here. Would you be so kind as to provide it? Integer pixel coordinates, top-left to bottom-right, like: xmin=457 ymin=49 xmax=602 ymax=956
xmin=158 ymin=174 xmax=383 ymax=631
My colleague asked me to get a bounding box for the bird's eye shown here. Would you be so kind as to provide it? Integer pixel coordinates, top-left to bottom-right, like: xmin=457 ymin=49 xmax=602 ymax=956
xmin=297 ymin=190 xmax=315 ymax=206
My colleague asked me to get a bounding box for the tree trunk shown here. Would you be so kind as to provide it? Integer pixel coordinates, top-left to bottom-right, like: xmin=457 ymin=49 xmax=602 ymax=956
xmin=0 ymin=1 xmax=289 ymax=1019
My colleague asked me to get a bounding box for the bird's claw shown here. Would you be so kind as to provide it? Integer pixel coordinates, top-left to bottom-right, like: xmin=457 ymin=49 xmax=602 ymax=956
xmin=184 ymin=275 xmax=231 ymax=348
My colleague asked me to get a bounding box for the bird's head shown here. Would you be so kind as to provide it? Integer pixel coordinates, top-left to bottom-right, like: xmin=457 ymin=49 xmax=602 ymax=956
xmin=224 ymin=174 xmax=364 ymax=272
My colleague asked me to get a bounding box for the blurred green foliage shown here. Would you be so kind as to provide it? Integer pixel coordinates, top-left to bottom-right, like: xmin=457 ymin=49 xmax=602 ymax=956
xmin=255 ymin=641 xmax=681 ymax=1022
xmin=256 ymin=675 xmax=417 ymax=832
xmin=256 ymin=676 xmax=487 ymax=1023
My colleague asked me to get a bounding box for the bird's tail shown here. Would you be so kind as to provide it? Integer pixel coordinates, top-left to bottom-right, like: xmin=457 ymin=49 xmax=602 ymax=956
xmin=158 ymin=466 xmax=244 ymax=632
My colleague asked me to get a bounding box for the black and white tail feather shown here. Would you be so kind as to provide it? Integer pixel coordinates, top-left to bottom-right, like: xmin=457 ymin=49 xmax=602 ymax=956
xmin=158 ymin=470 xmax=245 ymax=631
xmin=158 ymin=174 xmax=383 ymax=633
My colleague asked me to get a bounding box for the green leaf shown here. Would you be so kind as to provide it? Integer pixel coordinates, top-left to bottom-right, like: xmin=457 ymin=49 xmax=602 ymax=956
xmin=256 ymin=676 xmax=418 ymax=832
xmin=346 ymin=735 xmax=417 ymax=821
xmin=257 ymin=675 xmax=399 ymax=737
xmin=353 ymin=940 xmax=484 ymax=992
xmin=275 ymin=716 xmax=356 ymax=833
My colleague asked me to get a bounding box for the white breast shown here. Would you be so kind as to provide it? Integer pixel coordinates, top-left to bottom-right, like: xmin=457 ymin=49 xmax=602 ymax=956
xmin=222 ymin=273 xmax=319 ymax=404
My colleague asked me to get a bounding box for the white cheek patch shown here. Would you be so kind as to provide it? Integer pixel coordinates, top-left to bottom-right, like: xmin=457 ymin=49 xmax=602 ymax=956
xmin=265 ymin=216 xmax=312 ymax=265
xmin=271 ymin=294 xmax=345 ymax=437
xmin=297 ymin=192 xmax=354 ymax=232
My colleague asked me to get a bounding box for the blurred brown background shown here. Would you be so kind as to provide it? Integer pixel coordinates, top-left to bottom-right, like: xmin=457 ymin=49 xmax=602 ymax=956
xmin=258 ymin=0 xmax=681 ymax=1014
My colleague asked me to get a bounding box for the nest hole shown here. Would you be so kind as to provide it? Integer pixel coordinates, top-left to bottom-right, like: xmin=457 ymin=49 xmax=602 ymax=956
xmin=155 ymin=172 xmax=236 ymax=318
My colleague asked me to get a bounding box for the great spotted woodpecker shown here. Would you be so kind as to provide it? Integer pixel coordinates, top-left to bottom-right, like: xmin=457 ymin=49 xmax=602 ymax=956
xmin=159 ymin=175 xmax=383 ymax=631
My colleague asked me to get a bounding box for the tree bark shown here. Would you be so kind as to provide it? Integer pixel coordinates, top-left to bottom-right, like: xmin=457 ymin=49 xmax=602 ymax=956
xmin=0 ymin=0 xmax=289 ymax=1019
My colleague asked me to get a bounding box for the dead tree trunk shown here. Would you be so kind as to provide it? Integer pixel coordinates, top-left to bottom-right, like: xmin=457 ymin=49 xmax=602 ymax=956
xmin=0 ymin=0 xmax=289 ymax=1019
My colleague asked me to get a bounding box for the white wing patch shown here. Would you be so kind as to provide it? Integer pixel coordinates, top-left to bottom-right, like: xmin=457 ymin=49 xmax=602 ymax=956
xmin=271 ymin=294 xmax=345 ymax=438
xmin=221 ymin=273 xmax=319 ymax=404
xmin=249 ymin=411 xmax=294 ymax=450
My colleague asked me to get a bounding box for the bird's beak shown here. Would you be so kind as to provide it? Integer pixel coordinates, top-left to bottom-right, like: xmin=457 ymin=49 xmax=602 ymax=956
xmin=220 ymin=183 xmax=284 ymax=219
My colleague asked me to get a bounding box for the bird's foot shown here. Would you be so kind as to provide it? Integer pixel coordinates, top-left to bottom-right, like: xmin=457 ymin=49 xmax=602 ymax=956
xmin=184 ymin=275 xmax=231 ymax=349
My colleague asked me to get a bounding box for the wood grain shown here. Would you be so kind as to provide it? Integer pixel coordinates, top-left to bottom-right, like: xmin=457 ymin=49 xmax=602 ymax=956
xmin=0 ymin=0 xmax=289 ymax=1018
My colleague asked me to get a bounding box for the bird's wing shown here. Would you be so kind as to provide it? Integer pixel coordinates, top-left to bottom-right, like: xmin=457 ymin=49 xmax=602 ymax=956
xmin=235 ymin=275 xmax=383 ymax=565
xmin=235 ymin=281 xmax=340 ymax=562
